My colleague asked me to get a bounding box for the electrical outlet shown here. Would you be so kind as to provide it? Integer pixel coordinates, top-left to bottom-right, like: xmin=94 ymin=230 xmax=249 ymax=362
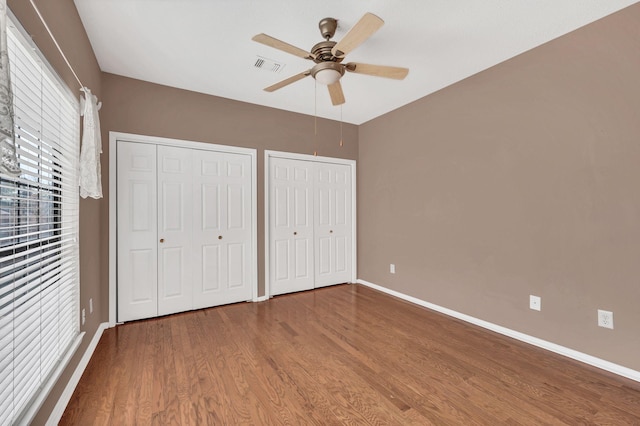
xmin=89 ymin=298 xmax=93 ymax=314
xmin=82 ymin=309 xmax=86 ymax=326
xmin=390 ymin=264 xmax=396 ymax=274
xmin=598 ymin=309 xmax=614 ymax=329
xmin=529 ymin=295 xmax=541 ymax=311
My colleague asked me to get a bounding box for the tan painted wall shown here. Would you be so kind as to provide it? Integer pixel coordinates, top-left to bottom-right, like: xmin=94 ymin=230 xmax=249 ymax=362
xmin=7 ymin=0 xmax=103 ymax=424
xmin=98 ymin=73 xmax=358 ymax=304
xmin=359 ymin=4 xmax=640 ymax=370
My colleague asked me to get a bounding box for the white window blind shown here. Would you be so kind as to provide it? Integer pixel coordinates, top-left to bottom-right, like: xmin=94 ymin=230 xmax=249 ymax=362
xmin=0 ymin=17 xmax=80 ymax=425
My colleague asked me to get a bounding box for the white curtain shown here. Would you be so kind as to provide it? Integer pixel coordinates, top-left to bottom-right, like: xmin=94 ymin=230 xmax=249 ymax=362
xmin=0 ymin=0 xmax=19 ymax=175
xmin=79 ymin=86 xmax=102 ymax=198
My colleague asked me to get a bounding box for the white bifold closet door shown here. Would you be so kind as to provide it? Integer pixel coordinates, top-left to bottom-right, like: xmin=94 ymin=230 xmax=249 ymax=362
xmin=314 ymin=162 xmax=353 ymax=287
xmin=269 ymin=157 xmax=353 ymax=296
xmin=270 ymin=158 xmax=315 ymax=295
xmin=116 ymin=142 xmax=158 ymax=321
xmin=118 ymin=141 xmax=253 ymax=322
xmin=191 ymin=150 xmax=252 ymax=309
xmin=157 ymin=145 xmax=193 ymax=316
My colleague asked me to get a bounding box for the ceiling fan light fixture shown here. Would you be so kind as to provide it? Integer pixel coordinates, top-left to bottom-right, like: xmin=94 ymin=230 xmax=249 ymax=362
xmin=315 ymin=68 xmax=341 ymax=85
xmin=311 ymin=62 xmax=345 ymax=85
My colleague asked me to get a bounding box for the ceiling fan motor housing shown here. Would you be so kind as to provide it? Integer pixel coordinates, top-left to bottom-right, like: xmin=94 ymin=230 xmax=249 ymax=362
xmin=311 ymin=41 xmax=343 ymax=63
xmin=318 ymin=17 xmax=337 ymax=40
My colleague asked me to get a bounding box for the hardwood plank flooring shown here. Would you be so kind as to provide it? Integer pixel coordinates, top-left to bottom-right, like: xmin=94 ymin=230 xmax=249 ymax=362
xmin=60 ymin=284 xmax=640 ymax=425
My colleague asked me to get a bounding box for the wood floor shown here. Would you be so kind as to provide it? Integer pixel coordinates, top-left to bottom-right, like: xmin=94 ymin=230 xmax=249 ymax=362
xmin=61 ymin=284 xmax=640 ymax=425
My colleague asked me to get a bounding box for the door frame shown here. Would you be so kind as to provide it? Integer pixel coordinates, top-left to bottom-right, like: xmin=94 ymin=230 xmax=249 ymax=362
xmin=264 ymin=150 xmax=357 ymax=299
xmin=109 ymin=132 xmax=258 ymax=326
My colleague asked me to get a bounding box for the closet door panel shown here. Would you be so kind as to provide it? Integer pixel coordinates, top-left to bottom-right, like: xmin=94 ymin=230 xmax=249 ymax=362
xmin=317 ymin=235 xmax=332 ymax=275
xmin=192 ymin=150 xmax=224 ymax=307
xmin=227 ymin=243 xmax=245 ymax=288
xmin=294 ymin=238 xmax=311 ymax=278
xmin=227 ymin=184 xmax=245 ymax=229
xmin=220 ymin=153 xmax=252 ymax=303
xmin=315 ymin=177 xmax=334 ymax=281
xmin=335 ymin=235 xmax=348 ymax=273
xmin=161 ymin=247 xmax=185 ymax=297
xmin=117 ymin=142 xmax=158 ymax=322
xmin=192 ymin=150 xmax=252 ymax=308
xmin=274 ymin=239 xmax=290 ymax=281
xmin=314 ymin=162 xmax=353 ymax=288
xmin=270 ymin=158 xmax=314 ymax=296
xmin=201 ymin=183 xmax=221 ymax=230
xmin=157 ymin=145 xmax=193 ymax=316
xmin=129 ymin=250 xmax=155 ymax=303
xmin=201 ymin=245 xmax=221 ymax=291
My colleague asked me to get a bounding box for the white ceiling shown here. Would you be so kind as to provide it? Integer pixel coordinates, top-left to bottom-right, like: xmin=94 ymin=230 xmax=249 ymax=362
xmin=74 ymin=0 xmax=637 ymax=125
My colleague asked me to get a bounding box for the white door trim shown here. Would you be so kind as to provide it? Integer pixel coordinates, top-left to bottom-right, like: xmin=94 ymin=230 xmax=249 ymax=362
xmin=109 ymin=131 xmax=258 ymax=326
xmin=264 ymin=150 xmax=357 ymax=299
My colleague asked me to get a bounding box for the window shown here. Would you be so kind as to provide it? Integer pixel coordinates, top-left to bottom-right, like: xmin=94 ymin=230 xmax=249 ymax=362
xmin=0 ymin=16 xmax=80 ymax=425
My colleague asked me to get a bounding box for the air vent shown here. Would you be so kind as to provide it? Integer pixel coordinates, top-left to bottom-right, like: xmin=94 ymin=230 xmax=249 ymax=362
xmin=254 ymin=56 xmax=285 ymax=73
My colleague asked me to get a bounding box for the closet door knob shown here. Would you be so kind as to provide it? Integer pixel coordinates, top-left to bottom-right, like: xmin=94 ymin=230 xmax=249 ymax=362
xmin=159 ymin=238 xmax=165 ymax=243
xmin=329 ymin=230 xmax=333 ymax=233
xmin=293 ymin=231 xmax=297 ymax=236
xmin=218 ymin=235 xmax=223 ymax=240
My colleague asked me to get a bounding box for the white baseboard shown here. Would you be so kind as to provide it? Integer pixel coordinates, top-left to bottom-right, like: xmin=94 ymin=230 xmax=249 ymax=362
xmin=356 ymin=279 xmax=640 ymax=383
xmin=46 ymin=322 xmax=110 ymax=426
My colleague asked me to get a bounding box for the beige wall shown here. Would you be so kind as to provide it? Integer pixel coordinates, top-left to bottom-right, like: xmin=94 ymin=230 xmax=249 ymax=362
xmin=7 ymin=0 xmax=103 ymax=424
xmin=99 ymin=73 xmax=358 ymax=302
xmin=359 ymin=4 xmax=640 ymax=370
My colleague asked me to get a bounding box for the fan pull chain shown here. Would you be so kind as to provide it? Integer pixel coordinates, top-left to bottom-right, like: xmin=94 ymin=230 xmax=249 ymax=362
xmin=314 ymin=80 xmax=318 ymax=156
xmin=339 ymin=105 xmax=344 ymax=147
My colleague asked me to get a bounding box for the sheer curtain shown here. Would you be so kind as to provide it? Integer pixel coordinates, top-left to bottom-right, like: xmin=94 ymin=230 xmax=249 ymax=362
xmin=79 ymin=87 xmax=102 ymax=198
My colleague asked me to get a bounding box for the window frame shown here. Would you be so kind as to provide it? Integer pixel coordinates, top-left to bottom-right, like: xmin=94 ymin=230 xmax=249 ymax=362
xmin=0 ymin=10 xmax=82 ymax=425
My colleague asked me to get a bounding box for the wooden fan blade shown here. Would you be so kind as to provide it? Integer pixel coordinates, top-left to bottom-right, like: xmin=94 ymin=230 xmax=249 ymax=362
xmin=252 ymin=33 xmax=315 ymax=60
xmin=264 ymin=70 xmax=311 ymax=92
xmin=331 ymin=13 xmax=384 ymax=57
xmin=327 ymin=81 xmax=345 ymax=106
xmin=345 ymin=62 xmax=409 ymax=80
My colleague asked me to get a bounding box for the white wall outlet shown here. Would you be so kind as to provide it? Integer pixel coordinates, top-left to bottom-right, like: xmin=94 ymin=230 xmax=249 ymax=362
xmin=598 ymin=309 xmax=614 ymax=329
xmin=529 ymin=295 xmax=541 ymax=311
xmin=82 ymin=309 xmax=86 ymax=326
xmin=390 ymin=264 xmax=396 ymax=274
xmin=89 ymin=298 xmax=93 ymax=314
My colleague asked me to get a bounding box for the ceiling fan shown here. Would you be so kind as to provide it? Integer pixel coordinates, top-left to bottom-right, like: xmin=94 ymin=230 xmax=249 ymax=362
xmin=252 ymin=13 xmax=409 ymax=106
